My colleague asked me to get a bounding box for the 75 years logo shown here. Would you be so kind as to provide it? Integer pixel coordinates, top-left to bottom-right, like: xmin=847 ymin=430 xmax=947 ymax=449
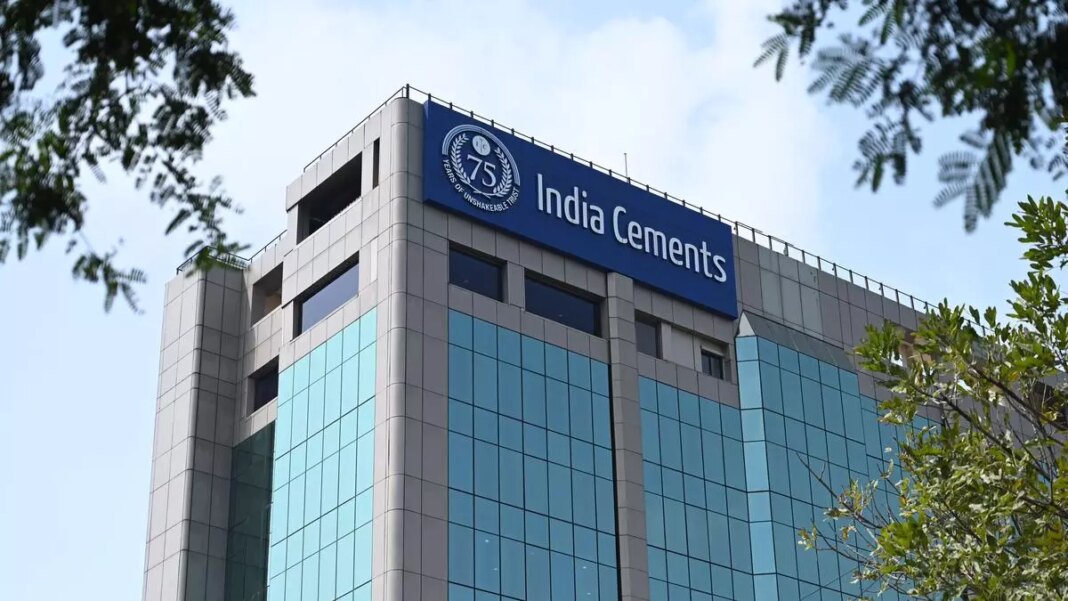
xmin=441 ymin=124 xmax=521 ymax=212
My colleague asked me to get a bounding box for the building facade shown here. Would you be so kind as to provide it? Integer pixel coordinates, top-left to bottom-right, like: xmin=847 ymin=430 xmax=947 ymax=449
xmin=143 ymin=87 xmax=932 ymax=601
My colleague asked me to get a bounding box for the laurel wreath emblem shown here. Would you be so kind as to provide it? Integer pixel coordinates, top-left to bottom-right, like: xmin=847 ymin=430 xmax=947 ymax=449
xmin=449 ymin=132 xmax=515 ymax=198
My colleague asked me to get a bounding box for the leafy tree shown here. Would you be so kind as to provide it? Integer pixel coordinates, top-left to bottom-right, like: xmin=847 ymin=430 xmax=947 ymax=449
xmin=0 ymin=0 xmax=254 ymax=310
xmin=800 ymin=194 xmax=1068 ymax=599
xmin=761 ymin=2 xmax=1068 ymax=596
xmin=758 ymin=0 xmax=1068 ymax=230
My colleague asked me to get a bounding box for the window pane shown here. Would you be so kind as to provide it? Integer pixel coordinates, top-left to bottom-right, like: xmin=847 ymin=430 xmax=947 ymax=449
xmin=299 ymin=262 xmax=360 ymax=334
xmin=701 ymin=350 xmax=724 ymax=379
xmin=474 ymin=531 xmax=500 ymax=593
xmin=253 ymin=362 xmax=279 ymax=411
xmin=524 ymin=276 xmax=600 ymax=335
xmin=636 ymin=316 xmax=660 ymax=357
xmin=449 ymin=248 xmax=503 ymax=300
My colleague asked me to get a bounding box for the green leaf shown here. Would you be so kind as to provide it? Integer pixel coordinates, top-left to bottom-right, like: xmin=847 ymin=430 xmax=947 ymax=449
xmin=776 ymin=47 xmax=789 ymax=81
xmin=0 ymin=0 xmax=254 ymax=311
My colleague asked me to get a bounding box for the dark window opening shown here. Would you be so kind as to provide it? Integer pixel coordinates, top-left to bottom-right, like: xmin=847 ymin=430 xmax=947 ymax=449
xmin=1031 ymin=382 xmax=1067 ymax=430
xmin=449 ymin=246 xmax=503 ymax=301
xmin=525 ymin=275 xmax=601 ymax=336
xmin=298 ymin=152 xmax=362 ymax=242
xmin=701 ymin=349 xmax=725 ymax=380
xmin=224 ymin=423 xmax=274 ymax=601
xmin=296 ymin=260 xmax=360 ymax=335
xmin=372 ymin=138 xmax=380 ymax=188
xmin=251 ymin=359 xmax=279 ymax=412
xmin=636 ymin=315 xmax=660 ymax=357
xmin=251 ymin=265 xmax=283 ymax=324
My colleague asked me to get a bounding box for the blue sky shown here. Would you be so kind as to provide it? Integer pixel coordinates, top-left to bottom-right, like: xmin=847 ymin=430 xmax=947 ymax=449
xmin=0 ymin=1 xmax=1060 ymax=599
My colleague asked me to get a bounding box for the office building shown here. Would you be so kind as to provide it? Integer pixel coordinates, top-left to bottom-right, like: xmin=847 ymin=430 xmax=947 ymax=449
xmin=144 ymin=86 xmax=930 ymax=601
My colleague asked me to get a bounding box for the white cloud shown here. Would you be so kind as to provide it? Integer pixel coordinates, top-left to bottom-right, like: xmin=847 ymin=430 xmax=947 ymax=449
xmin=208 ymin=0 xmax=834 ymax=247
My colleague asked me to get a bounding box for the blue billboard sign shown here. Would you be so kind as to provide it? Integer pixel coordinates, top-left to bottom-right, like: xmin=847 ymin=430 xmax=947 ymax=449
xmin=422 ymin=102 xmax=738 ymax=319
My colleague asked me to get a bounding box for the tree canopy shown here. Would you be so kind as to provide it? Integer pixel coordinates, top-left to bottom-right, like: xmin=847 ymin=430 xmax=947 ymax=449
xmin=759 ymin=0 xmax=1068 ymax=230
xmin=761 ymin=3 xmax=1068 ymax=596
xmin=0 ymin=0 xmax=254 ymax=310
xmin=802 ymin=196 xmax=1068 ymax=599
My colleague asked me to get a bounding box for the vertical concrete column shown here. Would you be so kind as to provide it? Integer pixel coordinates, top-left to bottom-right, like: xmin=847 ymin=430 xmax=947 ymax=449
xmin=605 ymin=273 xmax=650 ymax=601
xmin=505 ymin=262 xmax=525 ymax=307
xmin=374 ymin=226 xmax=410 ymax=601
xmin=369 ymin=97 xmax=450 ymax=601
xmin=143 ymin=265 xmax=245 ymax=601
xmin=370 ymin=99 xmax=406 ymax=601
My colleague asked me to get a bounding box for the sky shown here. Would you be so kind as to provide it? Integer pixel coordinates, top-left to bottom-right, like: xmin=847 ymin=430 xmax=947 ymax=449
xmin=0 ymin=0 xmax=1061 ymax=599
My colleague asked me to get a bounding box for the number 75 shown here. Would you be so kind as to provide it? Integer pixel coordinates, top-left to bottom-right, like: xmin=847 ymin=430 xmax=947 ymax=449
xmin=466 ymin=155 xmax=498 ymax=187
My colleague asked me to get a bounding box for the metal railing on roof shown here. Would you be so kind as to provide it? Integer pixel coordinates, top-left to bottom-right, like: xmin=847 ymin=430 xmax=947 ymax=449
xmin=197 ymin=84 xmax=939 ymax=316
xmin=175 ymin=251 xmax=250 ymax=274
xmin=175 ymin=230 xmax=287 ymax=275
xmin=247 ymin=230 xmax=286 ymax=265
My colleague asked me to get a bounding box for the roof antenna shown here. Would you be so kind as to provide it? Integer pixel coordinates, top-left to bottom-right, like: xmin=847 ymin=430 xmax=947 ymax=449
xmin=624 ymin=152 xmax=629 ymax=177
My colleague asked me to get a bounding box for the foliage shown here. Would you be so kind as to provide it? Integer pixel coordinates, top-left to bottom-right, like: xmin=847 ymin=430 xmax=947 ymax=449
xmin=758 ymin=0 xmax=1068 ymax=231
xmin=0 ymin=0 xmax=254 ymax=310
xmin=801 ymin=196 xmax=1068 ymax=599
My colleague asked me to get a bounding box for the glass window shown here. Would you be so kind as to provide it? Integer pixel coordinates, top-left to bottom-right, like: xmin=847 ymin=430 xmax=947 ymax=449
xmin=701 ymin=349 xmax=725 ymax=380
xmin=251 ymin=359 xmax=279 ymax=411
xmin=298 ymin=261 xmax=360 ymax=335
xmin=548 ymin=464 xmax=574 ymax=520
xmin=525 ymin=275 xmax=601 ymax=336
xmin=448 ymin=524 xmax=475 ymax=586
xmin=526 ymin=546 xmax=550 ymax=599
xmin=449 ymin=247 xmax=503 ymax=301
xmin=500 ymin=538 xmax=525 ymax=597
xmin=636 ymin=315 xmax=660 ymax=357
xmin=225 ymin=424 xmax=275 ymax=601
xmin=474 ymin=531 xmax=500 ymax=593
xmin=499 ymin=449 xmax=524 ymax=508
xmin=443 ymin=310 xmax=620 ymax=600
xmin=473 ymin=440 xmax=499 ymax=500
